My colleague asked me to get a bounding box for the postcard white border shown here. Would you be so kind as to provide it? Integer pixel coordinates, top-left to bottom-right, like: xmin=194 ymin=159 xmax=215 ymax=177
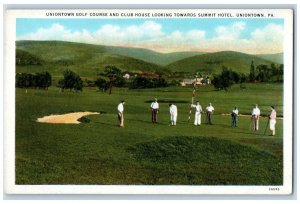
xmin=4 ymin=8 xmax=294 ymax=195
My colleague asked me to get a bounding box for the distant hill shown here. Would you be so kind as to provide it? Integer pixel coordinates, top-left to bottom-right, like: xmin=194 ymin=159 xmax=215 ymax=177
xmin=16 ymin=41 xmax=280 ymax=78
xmin=16 ymin=40 xmax=166 ymax=77
xmin=16 ymin=40 xmax=204 ymax=67
xmin=103 ymin=46 xmax=205 ymax=66
xmin=256 ymin=53 xmax=283 ymax=64
xmin=166 ymin=51 xmax=277 ymax=74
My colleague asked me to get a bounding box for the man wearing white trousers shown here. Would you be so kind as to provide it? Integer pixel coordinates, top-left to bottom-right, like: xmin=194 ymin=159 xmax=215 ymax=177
xmin=251 ymin=104 xmax=261 ymax=131
xmin=191 ymin=101 xmax=202 ymax=126
xmin=169 ymin=103 xmax=178 ymax=126
xmin=117 ymin=100 xmax=125 ymax=127
xmin=269 ymin=106 xmax=277 ymax=136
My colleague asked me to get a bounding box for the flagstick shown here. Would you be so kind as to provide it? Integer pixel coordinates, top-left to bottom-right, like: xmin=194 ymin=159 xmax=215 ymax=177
xmin=188 ymin=80 xmax=197 ymax=122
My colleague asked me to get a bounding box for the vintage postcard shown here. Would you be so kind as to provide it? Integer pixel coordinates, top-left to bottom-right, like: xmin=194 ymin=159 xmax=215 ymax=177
xmin=4 ymin=8 xmax=293 ymax=194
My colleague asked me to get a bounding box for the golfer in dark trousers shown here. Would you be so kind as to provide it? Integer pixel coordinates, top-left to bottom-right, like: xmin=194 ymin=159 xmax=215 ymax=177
xmin=231 ymin=107 xmax=238 ymax=127
xmin=206 ymin=103 xmax=215 ymax=125
xmin=150 ymin=98 xmax=159 ymax=123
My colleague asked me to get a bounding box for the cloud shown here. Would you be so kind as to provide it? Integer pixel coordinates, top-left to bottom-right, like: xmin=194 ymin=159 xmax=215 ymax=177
xmin=17 ymin=21 xmax=283 ymax=54
xmin=188 ymin=22 xmax=283 ymax=54
xmin=93 ymin=21 xmax=164 ymax=44
xmin=215 ymin=21 xmax=246 ymax=40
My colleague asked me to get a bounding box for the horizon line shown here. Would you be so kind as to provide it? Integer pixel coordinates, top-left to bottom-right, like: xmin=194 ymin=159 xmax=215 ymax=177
xmin=15 ymin=39 xmax=284 ymax=55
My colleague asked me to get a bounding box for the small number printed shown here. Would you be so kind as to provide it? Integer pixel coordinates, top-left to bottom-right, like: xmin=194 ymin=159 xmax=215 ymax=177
xmin=269 ymin=187 xmax=280 ymax=191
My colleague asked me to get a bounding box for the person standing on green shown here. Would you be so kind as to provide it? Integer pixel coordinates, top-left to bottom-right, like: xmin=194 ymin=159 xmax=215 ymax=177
xmin=251 ymin=104 xmax=260 ymax=131
xmin=269 ymin=106 xmax=277 ymax=136
xmin=206 ymin=103 xmax=215 ymax=125
xmin=150 ymin=98 xmax=159 ymax=123
xmin=117 ymin=100 xmax=125 ymax=127
xmin=231 ymin=107 xmax=238 ymax=127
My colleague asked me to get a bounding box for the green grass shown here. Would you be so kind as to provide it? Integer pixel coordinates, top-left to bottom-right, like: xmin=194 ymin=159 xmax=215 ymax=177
xmin=128 ymin=136 xmax=282 ymax=184
xmin=15 ymin=83 xmax=283 ymax=185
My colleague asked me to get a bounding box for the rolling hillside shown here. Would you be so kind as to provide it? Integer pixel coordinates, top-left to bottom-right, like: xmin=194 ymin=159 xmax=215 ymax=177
xmin=16 ymin=40 xmax=203 ymax=67
xmin=103 ymin=46 xmax=205 ymax=65
xmin=16 ymin=40 xmax=166 ymax=77
xmin=166 ymin=51 xmax=278 ymax=74
xmin=256 ymin=53 xmax=283 ymax=64
xmin=16 ymin=41 xmax=280 ymax=78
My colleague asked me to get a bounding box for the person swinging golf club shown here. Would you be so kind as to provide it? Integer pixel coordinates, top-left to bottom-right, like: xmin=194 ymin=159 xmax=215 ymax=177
xmin=251 ymin=104 xmax=260 ymax=131
xmin=117 ymin=100 xmax=125 ymax=127
xmin=191 ymin=101 xmax=202 ymax=126
xmin=150 ymin=98 xmax=159 ymax=123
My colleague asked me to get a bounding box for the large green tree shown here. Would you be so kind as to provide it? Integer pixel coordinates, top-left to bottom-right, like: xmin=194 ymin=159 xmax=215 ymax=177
xmin=249 ymin=60 xmax=255 ymax=82
xmin=58 ymin=69 xmax=83 ymax=92
xmin=99 ymin=65 xmax=124 ymax=94
xmin=16 ymin=71 xmax=52 ymax=90
xmin=212 ymin=66 xmax=240 ymax=91
xmin=95 ymin=78 xmax=109 ymax=92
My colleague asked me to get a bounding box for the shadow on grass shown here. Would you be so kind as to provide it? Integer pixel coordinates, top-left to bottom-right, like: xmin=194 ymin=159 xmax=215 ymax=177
xmin=234 ymin=131 xmax=274 ymax=137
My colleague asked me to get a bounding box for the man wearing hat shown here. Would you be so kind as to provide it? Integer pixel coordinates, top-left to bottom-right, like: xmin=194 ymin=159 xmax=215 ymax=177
xmin=251 ymin=104 xmax=260 ymax=131
xmin=150 ymin=98 xmax=159 ymax=123
xmin=206 ymin=103 xmax=215 ymax=125
xmin=117 ymin=100 xmax=125 ymax=127
xmin=269 ymin=106 xmax=277 ymax=136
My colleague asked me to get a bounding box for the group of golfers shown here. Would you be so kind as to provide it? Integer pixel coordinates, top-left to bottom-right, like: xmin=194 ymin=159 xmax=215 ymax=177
xmin=117 ymin=99 xmax=277 ymax=136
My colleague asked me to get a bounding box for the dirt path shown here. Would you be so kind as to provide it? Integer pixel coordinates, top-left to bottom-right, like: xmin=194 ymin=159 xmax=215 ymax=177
xmin=37 ymin=112 xmax=100 ymax=124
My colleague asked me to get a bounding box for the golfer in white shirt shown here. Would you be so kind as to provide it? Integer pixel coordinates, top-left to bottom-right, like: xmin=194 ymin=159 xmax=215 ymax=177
xmin=169 ymin=103 xmax=178 ymax=126
xmin=191 ymin=101 xmax=202 ymax=126
xmin=206 ymin=103 xmax=215 ymax=125
xmin=251 ymin=104 xmax=260 ymax=131
xmin=269 ymin=106 xmax=277 ymax=136
xmin=150 ymin=98 xmax=159 ymax=123
xmin=117 ymin=100 xmax=125 ymax=127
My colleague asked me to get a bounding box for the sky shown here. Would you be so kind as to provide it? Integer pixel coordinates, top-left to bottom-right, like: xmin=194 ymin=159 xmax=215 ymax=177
xmin=16 ymin=18 xmax=284 ymax=54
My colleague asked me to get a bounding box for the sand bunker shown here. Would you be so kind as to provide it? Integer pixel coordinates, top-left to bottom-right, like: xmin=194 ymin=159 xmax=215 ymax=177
xmin=37 ymin=112 xmax=99 ymax=124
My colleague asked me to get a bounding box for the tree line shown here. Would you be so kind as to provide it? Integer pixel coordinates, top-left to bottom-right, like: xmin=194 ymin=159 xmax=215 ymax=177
xmin=95 ymin=65 xmax=168 ymax=93
xmin=250 ymin=61 xmax=283 ymax=83
xmin=212 ymin=62 xmax=283 ymax=90
xmin=16 ymin=72 xmax=52 ymax=89
xmin=16 ymin=61 xmax=283 ymax=93
xmin=16 ymin=66 xmax=169 ymax=94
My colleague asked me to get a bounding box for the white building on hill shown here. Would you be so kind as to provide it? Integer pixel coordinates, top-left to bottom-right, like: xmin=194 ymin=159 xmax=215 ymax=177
xmin=180 ymin=77 xmax=210 ymax=86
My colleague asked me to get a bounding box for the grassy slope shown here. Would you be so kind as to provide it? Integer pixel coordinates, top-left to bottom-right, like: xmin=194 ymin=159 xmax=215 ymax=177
xmin=16 ymin=41 xmax=280 ymax=78
xmin=16 ymin=41 xmax=164 ymax=78
xmin=104 ymin=45 xmax=205 ymax=66
xmin=17 ymin=40 xmax=205 ymax=66
xmin=166 ymin=51 xmax=277 ymax=74
xmin=16 ymin=83 xmax=283 ymax=185
xmin=256 ymin=53 xmax=283 ymax=64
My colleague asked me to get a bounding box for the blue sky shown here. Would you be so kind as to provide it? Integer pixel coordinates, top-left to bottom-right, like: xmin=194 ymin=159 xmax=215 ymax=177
xmin=16 ymin=18 xmax=284 ymax=54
